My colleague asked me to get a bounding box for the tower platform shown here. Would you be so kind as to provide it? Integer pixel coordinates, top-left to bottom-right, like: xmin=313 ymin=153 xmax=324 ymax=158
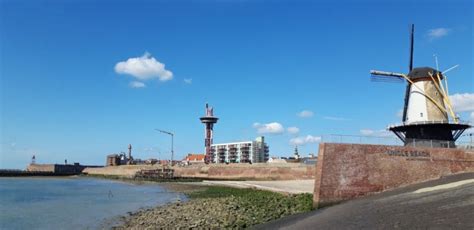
xmin=389 ymin=121 xmax=471 ymax=148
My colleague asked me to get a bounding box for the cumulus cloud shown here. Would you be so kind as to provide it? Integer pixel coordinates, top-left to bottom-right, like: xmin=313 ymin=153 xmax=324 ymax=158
xmin=427 ymin=28 xmax=450 ymax=40
xmin=450 ymin=93 xmax=474 ymax=112
xmin=287 ymin=127 xmax=300 ymax=134
xmin=253 ymin=122 xmax=284 ymax=134
xmin=184 ymin=78 xmax=192 ymax=84
xmin=360 ymin=129 xmax=392 ymax=137
xmin=470 ymin=112 xmax=474 ymax=123
xmin=297 ymin=110 xmax=314 ymax=118
xmin=115 ymin=52 xmax=173 ymax=81
xmin=289 ymin=135 xmax=321 ymax=145
xmin=129 ymin=81 xmax=146 ymax=88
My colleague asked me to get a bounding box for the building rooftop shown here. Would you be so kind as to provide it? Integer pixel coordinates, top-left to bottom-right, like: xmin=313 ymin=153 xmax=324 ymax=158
xmin=185 ymin=154 xmax=205 ymax=161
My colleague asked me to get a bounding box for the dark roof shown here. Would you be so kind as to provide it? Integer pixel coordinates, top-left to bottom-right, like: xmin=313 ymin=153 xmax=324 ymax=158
xmin=407 ymin=67 xmax=443 ymax=80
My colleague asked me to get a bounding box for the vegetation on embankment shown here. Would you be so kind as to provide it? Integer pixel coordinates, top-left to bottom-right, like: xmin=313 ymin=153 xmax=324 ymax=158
xmin=116 ymin=186 xmax=314 ymax=229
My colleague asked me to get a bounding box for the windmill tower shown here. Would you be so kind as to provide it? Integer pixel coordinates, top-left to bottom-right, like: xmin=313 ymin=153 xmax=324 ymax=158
xmin=370 ymin=24 xmax=471 ymax=148
xmin=200 ymin=103 xmax=219 ymax=163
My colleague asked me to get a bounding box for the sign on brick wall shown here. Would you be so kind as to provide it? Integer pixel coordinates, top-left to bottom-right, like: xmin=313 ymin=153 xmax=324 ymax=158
xmin=313 ymin=143 xmax=474 ymax=208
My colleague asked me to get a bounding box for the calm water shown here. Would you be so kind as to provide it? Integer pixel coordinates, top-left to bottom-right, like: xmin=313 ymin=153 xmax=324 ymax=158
xmin=0 ymin=177 xmax=185 ymax=230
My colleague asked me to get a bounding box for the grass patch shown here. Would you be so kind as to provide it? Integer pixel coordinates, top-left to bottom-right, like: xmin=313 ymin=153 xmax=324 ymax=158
xmin=186 ymin=186 xmax=314 ymax=227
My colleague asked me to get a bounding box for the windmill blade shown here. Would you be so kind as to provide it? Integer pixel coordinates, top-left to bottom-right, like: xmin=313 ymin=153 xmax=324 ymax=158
xmin=370 ymin=70 xmax=405 ymax=83
xmin=370 ymin=70 xmax=406 ymax=78
xmin=404 ymin=24 xmax=415 ymax=122
xmin=370 ymin=74 xmax=405 ymax=83
xmin=409 ymin=24 xmax=414 ymax=71
xmin=442 ymin=64 xmax=459 ymax=74
xmin=402 ymin=83 xmax=411 ymax=122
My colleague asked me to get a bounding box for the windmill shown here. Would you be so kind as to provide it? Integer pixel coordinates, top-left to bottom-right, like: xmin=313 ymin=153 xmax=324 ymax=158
xmin=370 ymin=24 xmax=471 ymax=148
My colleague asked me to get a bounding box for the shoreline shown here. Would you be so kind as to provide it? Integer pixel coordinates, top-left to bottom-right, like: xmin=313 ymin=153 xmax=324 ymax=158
xmin=2 ymin=172 xmax=315 ymax=228
xmin=110 ymin=182 xmax=314 ymax=229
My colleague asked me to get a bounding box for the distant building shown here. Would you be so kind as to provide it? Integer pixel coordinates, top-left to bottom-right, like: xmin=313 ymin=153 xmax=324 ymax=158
xmin=302 ymin=156 xmax=318 ymax=165
xmin=210 ymin=136 xmax=269 ymax=163
xmin=106 ymin=154 xmax=120 ymax=166
xmin=294 ymin=146 xmax=300 ymax=159
xmin=184 ymin=153 xmax=206 ymax=163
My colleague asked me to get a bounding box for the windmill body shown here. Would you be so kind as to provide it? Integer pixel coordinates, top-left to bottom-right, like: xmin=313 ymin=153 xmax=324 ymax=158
xmin=370 ymin=25 xmax=471 ymax=148
xmin=405 ymin=67 xmax=448 ymax=124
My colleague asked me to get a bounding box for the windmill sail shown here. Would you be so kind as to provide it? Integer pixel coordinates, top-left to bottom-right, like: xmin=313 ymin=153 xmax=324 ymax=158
xmin=370 ymin=70 xmax=405 ymax=83
xmin=402 ymin=24 xmax=415 ymax=122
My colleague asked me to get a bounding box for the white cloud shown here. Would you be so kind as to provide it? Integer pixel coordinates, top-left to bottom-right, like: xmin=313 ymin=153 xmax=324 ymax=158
xmin=184 ymin=78 xmax=192 ymax=84
xmin=287 ymin=127 xmax=300 ymax=134
xmin=253 ymin=122 xmax=284 ymax=134
xmin=115 ymin=52 xmax=173 ymax=81
xmin=297 ymin=110 xmax=314 ymax=118
xmin=360 ymin=129 xmax=392 ymax=137
xmin=427 ymin=28 xmax=450 ymax=40
xmin=323 ymin=116 xmax=350 ymax=121
xmin=289 ymin=135 xmax=321 ymax=146
xmin=129 ymin=81 xmax=146 ymax=88
xmin=470 ymin=112 xmax=474 ymax=123
xmin=450 ymin=93 xmax=474 ymax=112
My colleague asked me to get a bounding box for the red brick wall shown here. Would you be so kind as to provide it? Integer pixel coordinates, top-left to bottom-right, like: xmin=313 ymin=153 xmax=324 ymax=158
xmin=313 ymin=143 xmax=474 ymax=208
xmin=174 ymin=163 xmax=316 ymax=180
xmin=84 ymin=163 xmax=316 ymax=180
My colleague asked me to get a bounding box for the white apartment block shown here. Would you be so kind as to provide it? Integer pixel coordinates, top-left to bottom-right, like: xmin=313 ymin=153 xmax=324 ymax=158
xmin=210 ymin=136 xmax=269 ymax=163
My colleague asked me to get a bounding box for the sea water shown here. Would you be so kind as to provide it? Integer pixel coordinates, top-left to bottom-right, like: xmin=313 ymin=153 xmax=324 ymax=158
xmin=0 ymin=177 xmax=184 ymax=229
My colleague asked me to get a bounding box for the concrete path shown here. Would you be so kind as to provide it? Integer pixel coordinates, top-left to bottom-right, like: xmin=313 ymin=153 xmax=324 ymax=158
xmin=255 ymin=172 xmax=474 ymax=230
xmin=202 ymin=180 xmax=314 ymax=194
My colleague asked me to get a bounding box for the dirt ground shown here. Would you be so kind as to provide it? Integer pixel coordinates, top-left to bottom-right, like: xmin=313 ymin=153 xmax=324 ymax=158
xmin=201 ymin=180 xmax=315 ymax=194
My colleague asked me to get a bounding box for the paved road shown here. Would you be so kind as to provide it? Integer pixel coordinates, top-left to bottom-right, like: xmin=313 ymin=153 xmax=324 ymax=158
xmin=255 ymin=173 xmax=474 ymax=230
xmin=202 ymin=180 xmax=314 ymax=194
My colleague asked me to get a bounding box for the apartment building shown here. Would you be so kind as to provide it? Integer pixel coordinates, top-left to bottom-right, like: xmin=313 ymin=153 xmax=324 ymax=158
xmin=210 ymin=136 xmax=269 ymax=163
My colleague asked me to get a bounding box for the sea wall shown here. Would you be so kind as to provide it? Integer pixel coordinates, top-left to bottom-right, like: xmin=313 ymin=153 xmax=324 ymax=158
xmin=313 ymin=143 xmax=474 ymax=208
xmin=175 ymin=163 xmax=315 ymax=180
xmin=83 ymin=165 xmax=158 ymax=177
xmin=26 ymin=164 xmax=91 ymax=175
xmin=27 ymin=164 xmax=55 ymax=172
xmin=84 ymin=163 xmax=316 ymax=180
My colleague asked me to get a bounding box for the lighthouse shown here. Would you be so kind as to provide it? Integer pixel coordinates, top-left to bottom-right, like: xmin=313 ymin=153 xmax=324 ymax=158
xmin=200 ymin=103 xmax=219 ymax=163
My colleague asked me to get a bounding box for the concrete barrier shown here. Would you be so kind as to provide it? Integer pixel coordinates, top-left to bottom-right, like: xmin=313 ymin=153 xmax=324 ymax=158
xmin=313 ymin=143 xmax=474 ymax=208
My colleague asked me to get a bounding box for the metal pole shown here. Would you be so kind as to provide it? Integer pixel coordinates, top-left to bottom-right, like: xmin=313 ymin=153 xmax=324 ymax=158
xmin=155 ymin=129 xmax=174 ymax=166
xmin=171 ymin=133 xmax=174 ymax=166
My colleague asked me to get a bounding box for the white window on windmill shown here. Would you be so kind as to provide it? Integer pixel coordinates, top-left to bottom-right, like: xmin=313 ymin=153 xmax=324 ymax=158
xmin=420 ymin=112 xmax=423 ymax=117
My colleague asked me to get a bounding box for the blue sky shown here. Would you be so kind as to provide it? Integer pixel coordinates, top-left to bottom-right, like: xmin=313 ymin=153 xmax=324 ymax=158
xmin=1 ymin=0 xmax=473 ymax=169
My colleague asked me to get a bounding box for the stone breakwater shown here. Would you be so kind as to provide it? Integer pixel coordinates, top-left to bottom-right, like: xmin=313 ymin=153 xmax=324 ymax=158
xmin=114 ymin=186 xmax=313 ymax=229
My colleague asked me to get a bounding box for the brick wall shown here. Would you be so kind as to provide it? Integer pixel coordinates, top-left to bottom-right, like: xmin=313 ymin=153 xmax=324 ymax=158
xmin=313 ymin=143 xmax=474 ymax=208
xmin=175 ymin=163 xmax=315 ymax=180
xmin=84 ymin=163 xmax=316 ymax=180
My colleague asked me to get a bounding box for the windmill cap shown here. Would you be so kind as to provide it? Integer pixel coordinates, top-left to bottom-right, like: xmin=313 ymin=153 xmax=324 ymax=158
xmin=408 ymin=67 xmax=443 ymax=80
